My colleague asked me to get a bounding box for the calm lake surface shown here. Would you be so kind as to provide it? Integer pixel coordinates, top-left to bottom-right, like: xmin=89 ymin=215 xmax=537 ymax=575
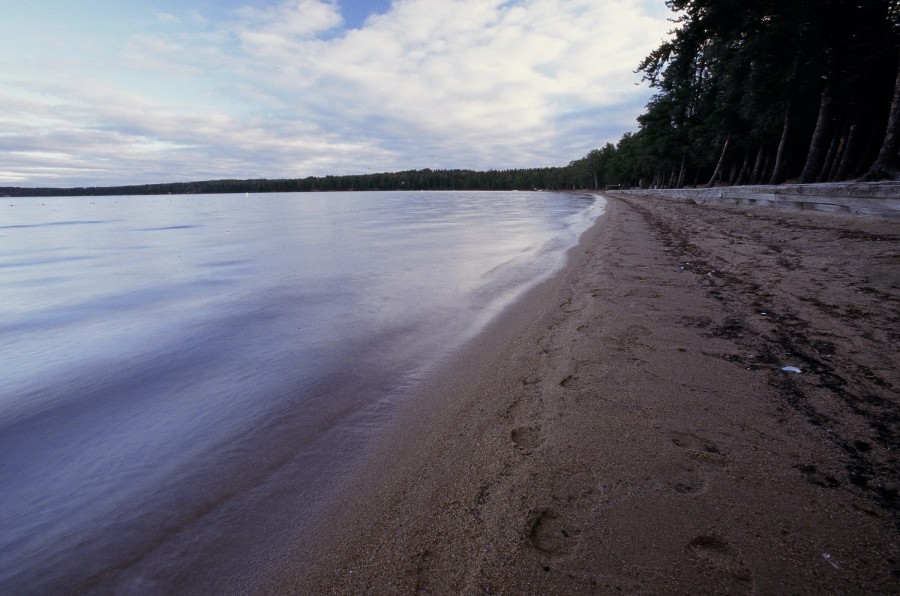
xmin=0 ymin=190 xmax=602 ymax=592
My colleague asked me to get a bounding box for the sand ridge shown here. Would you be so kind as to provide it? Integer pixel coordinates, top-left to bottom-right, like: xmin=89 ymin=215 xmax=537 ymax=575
xmin=267 ymin=192 xmax=899 ymax=594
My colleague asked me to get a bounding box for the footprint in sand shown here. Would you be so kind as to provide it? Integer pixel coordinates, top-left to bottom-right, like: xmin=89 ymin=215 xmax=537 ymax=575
xmin=620 ymin=324 xmax=653 ymax=341
xmin=688 ymin=534 xmax=752 ymax=582
xmin=560 ymin=297 xmax=582 ymax=313
xmin=672 ymin=469 xmax=708 ymax=496
xmin=671 ymin=431 xmax=728 ymax=465
xmin=559 ymin=373 xmax=592 ymax=391
xmin=511 ymin=426 xmax=543 ymax=451
xmin=528 ymin=508 xmax=580 ymax=557
xmin=559 ymin=375 xmax=579 ymax=389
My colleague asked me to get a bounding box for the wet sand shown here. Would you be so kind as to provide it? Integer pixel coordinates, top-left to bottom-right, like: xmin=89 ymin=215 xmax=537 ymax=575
xmin=266 ymin=192 xmax=899 ymax=594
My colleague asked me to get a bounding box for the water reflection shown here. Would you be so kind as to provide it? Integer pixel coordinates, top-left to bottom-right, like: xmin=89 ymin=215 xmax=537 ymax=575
xmin=0 ymin=191 xmax=601 ymax=591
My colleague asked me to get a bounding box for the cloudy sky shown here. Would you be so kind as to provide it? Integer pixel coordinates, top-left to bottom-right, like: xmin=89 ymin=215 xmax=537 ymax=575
xmin=1 ymin=1 xmax=672 ymax=187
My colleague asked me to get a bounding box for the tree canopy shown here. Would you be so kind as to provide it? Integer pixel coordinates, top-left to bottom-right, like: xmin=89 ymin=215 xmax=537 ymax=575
xmin=583 ymin=0 xmax=900 ymax=188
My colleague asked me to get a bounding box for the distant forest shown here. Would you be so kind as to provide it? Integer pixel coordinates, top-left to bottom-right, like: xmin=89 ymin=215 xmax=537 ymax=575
xmin=3 ymin=0 xmax=898 ymax=198
xmin=1 ymin=168 xmax=576 ymax=197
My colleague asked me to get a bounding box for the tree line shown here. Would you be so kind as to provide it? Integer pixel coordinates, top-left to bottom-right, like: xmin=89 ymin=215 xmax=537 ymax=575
xmin=4 ymin=0 xmax=897 ymax=198
xmin=0 ymin=167 xmax=581 ymax=197
xmin=567 ymin=0 xmax=900 ymax=189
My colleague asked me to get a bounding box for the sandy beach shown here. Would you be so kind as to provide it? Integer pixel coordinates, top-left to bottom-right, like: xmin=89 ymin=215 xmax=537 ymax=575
xmin=265 ymin=191 xmax=899 ymax=594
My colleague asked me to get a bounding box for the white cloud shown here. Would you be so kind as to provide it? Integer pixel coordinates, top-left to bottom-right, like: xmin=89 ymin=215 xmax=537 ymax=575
xmin=237 ymin=0 xmax=344 ymax=51
xmin=0 ymin=0 xmax=672 ymax=186
xmin=285 ymin=0 xmax=670 ymax=168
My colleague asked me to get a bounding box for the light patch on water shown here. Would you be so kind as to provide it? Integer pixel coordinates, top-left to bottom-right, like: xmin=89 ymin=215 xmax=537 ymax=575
xmin=0 ymin=190 xmax=603 ymax=591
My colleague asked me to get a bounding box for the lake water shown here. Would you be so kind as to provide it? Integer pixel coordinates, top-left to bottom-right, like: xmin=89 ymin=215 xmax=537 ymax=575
xmin=0 ymin=190 xmax=602 ymax=592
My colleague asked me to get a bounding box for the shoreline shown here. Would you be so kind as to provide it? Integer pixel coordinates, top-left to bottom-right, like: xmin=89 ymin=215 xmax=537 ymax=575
xmin=265 ymin=193 xmax=899 ymax=593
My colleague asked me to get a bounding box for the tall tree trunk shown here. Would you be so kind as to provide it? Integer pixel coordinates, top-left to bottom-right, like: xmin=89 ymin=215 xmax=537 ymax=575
xmin=863 ymin=48 xmax=900 ymax=180
xmin=751 ymin=145 xmax=766 ymax=184
xmin=769 ymin=108 xmax=792 ymax=184
xmin=800 ymin=87 xmax=834 ymax=183
xmin=761 ymin=151 xmax=773 ymax=184
xmin=818 ymin=136 xmax=839 ymax=182
xmin=827 ymin=131 xmax=848 ymax=180
xmin=769 ymin=54 xmax=801 ymax=184
xmin=835 ymin=123 xmax=859 ymax=180
xmin=734 ymin=149 xmax=750 ymax=185
xmin=706 ymin=135 xmax=730 ymax=187
xmin=676 ymin=153 xmax=687 ymax=188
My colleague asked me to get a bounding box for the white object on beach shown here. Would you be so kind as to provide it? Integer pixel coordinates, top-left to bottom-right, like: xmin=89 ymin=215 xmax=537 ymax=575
xmin=781 ymin=366 xmax=802 ymax=374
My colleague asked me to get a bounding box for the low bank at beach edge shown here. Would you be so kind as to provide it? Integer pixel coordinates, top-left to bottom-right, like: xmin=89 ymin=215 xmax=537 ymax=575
xmin=259 ymin=188 xmax=899 ymax=594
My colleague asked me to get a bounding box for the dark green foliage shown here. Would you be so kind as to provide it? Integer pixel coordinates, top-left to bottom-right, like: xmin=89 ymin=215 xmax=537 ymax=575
xmin=599 ymin=0 xmax=900 ymax=187
xmin=0 ymin=167 xmax=579 ymax=197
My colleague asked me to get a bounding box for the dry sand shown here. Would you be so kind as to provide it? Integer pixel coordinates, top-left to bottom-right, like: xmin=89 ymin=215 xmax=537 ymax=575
xmin=265 ymin=192 xmax=899 ymax=594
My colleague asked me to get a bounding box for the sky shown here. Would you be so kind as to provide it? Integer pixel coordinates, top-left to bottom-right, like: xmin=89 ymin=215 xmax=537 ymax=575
xmin=1 ymin=1 xmax=673 ymax=187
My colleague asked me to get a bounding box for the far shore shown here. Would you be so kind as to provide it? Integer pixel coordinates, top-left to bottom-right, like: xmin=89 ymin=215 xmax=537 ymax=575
xmin=254 ymin=190 xmax=900 ymax=593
